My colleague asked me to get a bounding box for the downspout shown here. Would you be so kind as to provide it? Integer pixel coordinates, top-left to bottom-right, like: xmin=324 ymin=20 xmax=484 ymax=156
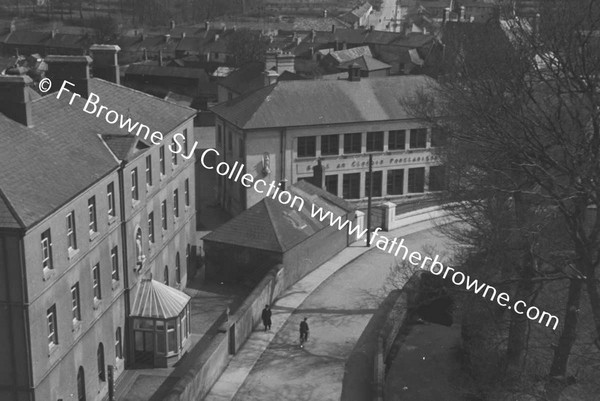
xmin=117 ymin=160 xmax=133 ymax=367
xmin=18 ymin=234 xmax=34 ymax=401
xmin=280 ymin=127 xmax=287 ymax=184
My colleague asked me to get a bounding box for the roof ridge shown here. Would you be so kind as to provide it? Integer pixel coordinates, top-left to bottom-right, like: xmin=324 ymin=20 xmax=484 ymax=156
xmin=91 ymin=77 xmax=197 ymax=114
xmin=0 ymin=187 xmax=26 ymax=229
xmin=263 ymin=198 xmax=286 ymax=252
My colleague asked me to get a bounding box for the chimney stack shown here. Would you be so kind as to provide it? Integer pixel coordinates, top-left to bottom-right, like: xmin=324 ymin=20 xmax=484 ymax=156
xmin=0 ymin=75 xmax=34 ymax=127
xmin=169 ymin=19 xmax=175 ymax=30
xmin=205 ymin=21 xmax=210 ymax=31
xmin=443 ymin=8 xmax=450 ymax=24
xmin=158 ymin=50 xmax=163 ymax=66
xmin=181 ymin=32 xmax=186 ymax=39
xmin=164 ymin=34 xmax=170 ymax=43
xmin=323 ymin=9 xmax=328 ymax=18
xmin=90 ymin=44 xmax=121 ymax=85
xmin=45 ymin=55 xmax=92 ymax=98
xmin=348 ymin=62 xmax=361 ymax=82
xmin=332 ymin=24 xmax=336 ymax=33
xmin=263 ymin=70 xmax=279 ymax=86
xmin=460 ymin=6 xmax=466 ymax=22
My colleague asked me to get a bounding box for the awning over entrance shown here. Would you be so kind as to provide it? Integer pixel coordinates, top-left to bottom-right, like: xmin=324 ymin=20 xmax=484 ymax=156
xmin=131 ymin=278 xmax=191 ymax=319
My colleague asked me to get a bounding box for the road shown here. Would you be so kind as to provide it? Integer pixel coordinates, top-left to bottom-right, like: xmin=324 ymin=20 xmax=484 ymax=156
xmin=369 ymin=0 xmax=401 ymax=31
xmin=229 ymin=220 xmax=456 ymax=401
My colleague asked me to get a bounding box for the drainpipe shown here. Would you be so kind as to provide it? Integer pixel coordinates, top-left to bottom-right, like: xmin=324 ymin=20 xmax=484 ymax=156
xmin=118 ymin=160 xmax=133 ymax=367
xmin=280 ymin=127 xmax=286 ymax=185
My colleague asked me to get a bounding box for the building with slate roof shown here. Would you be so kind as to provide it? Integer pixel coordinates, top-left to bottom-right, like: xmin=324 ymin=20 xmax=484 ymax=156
xmin=0 ymin=47 xmax=196 ymax=401
xmin=203 ymin=180 xmax=355 ymax=284
xmin=210 ymin=71 xmax=446 ymax=216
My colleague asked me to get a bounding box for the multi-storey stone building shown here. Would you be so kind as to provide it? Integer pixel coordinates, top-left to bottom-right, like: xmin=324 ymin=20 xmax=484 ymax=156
xmin=0 ymin=46 xmax=196 ymax=401
xmin=210 ymin=68 xmax=443 ymax=216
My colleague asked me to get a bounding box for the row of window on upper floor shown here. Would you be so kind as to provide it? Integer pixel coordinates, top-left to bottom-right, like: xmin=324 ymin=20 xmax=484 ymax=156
xmin=131 ymin=129 xmax=191 ymax=202
xmin=296 ymin=129 xmax=445 ymax=158
xmin=146 ymin=181 xmax=190 ymax=246
xmin=41 ymin=177 xmax=190 ymax=274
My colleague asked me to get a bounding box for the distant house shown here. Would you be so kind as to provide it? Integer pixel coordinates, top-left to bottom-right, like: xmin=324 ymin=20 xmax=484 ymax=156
xmin=203 ymin=181 xmax=355 ymax=284
xmin=321 ymin=45 xmax=373 ymax=68
xmin=123 ymin=63 xmax=215 ymax=104
xmin=338 ymin=55 xmax=392 ymax=77
xmin=340 ymin=2 xmax=374 ymax=27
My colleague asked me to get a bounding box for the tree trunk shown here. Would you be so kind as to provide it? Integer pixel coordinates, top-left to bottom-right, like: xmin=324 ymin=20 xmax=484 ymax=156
xmin=549 ymin=279 xmax=582 ymax=377
xmin=585 ymin=276 xmax=600 ymax=350
xmin=506 ymin=189 xmax=534 ymax=373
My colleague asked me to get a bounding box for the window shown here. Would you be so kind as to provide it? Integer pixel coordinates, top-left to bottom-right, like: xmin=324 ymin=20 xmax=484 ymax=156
xmin=172 ymin=138 xmax=178 ymax=166
xmin=429 ymin=166 xmax=446 ymax=191
xmin=97 ymin=343 xmax=105 ymax=381
xmin=217 ymin=126 xmax=222 ymax=147
xmin=161 ymin=200 xmax=167 ymax=230
xmin=175 ymin=253 xmax=181 ymax=284
xmin=238 ymin=138 xmax=244 ymax=158
xmin=159 ymin=146 xmax=165 ymax=175
xmin=325 ymin=175 xmax=338 ymax=196
xmin=173 ymin=189 xmax=179 ymax=218
xmin=92 ymin=264 xmax=102 ymax=300
xmin=409 ymin=129 xmax=427 ymax=149
xmin=366 ymin=131 xmax=384 ymax=152
xmin=148 ymin=212 xmax=155 ymax=244
xmin=431 ymin=127 xmax=445 ymax=147
xmin=388 ymin=130 xmax=406 ymax=150
xmin=168 ymin=321 xmax=177 ymax=353
xmin=115 ymin=328 xmax=122 ymax=359
xmin=344 ymin=133 xmax=361 ymax=154
xmin=297 ymin=136 xmax=316 ymax=158
xmin=111 ymin=246 xmax=119 ymax=281
xmin=183 ymin=129 xmax=188 ymax=156
xmin=107 ymin=182 xmax=116 ymax=217
xmin=365 ymin=171 xmax=383 ymax=197
xmin=47 ymin=305 xmax=58 ymax=347
xmin=145 ymin=155 xmax=153 ymax=186
xmin=88 ymin=197 xmax=97 ymax=234
xmin=227 ymin=131 xmax=232 ymax=151
xmin=408 ymin=167 xmax=425 ymax=193
xmin=164 ymin=266 xmax=169 ymax=286
xmin=41 ymin=229 xmax=53 ymax=270
xmin=387 ymin=169 xmax=404 ymax=195
xmin=342 ymin=173 xmax=361 ymax=199
xmin=321 ymin=135 xmax=339 ymax=156
xmin=66 ymin=211 xmax=77 ymax=250
xmin=184 ymin=179 xmax=190 ymax=207
xmin=71 ymin=284 xmax=81 ymax=322
xmin=131 ymin=168 xmax=139 ymax=201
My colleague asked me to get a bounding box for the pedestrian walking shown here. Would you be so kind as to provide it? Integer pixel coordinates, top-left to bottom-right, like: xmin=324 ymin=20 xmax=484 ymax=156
xmin=299 ymin=317 xmax=309 ymax=347
xmin=261 ymin=305 xmax=272 ymax=331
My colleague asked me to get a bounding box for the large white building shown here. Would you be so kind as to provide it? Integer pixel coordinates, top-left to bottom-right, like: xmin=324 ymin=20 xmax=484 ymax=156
xmin=210 ymin=69 xmax=444 ymax=216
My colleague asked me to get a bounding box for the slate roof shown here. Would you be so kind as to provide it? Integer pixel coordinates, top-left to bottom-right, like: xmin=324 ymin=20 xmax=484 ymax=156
xmin=202 ymin=181 xmax=354 ymax=252
xmin=125 ymin=63 xmax=209 ymax=81
xmin=218 ymin=61 xmax=265 ymax=95
xmin=328 ymin=45 xmax=372 ymax=63
xmin=211 ymin=75 xmax=438 ymax=130
xmin=338 ymin=55 xmax=391 ymax=71
xmin=0 ymin=77 xmax=195 ymax=229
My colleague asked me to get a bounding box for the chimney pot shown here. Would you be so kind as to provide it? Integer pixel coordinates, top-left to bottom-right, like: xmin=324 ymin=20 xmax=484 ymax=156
xmin=181 ymin=32 xmax=186 ymax=38
xmin=323 ymin=9 xmax=328 ymax=18
xmin=331 ymin=24 xmax=336 ymax=33
xmin=164 ymin=34 xmax=170 ymax=43
xmin=169 ymin=19 xmax=175 ymax=30
xmin=158 ymin=50 xmax=164 ymax=66
xmin=205 ymin=21 xmax=210 ymax=31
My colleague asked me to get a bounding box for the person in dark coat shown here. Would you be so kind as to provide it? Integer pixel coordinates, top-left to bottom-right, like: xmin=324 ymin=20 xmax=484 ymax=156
xmin=299 ymin=317 xmax=309 ymax=344
xmin=261 ymin=305 xmax=272 ymax=331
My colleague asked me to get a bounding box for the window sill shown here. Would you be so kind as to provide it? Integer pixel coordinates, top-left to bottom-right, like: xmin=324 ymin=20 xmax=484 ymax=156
xmin=92 ymin=298 xmax=102 ymax=310
xmin=146 ymin=184 xmax=153 ymax=193
xmin=112 ymin=279 xmax=120 ymax=291
xmin=108 ymin=215 xmax=118 ymax=225
xmin=42 ymin=268 xmax=56 ymax=282
xmin=160 ymin=173 xmax=165 ymax=181
xmin=89 ymin=231 xmax=99 ymax=242
xmin=132 ymin=199 xmax=140 ymax=208
xmin=48 ymin=342 xmax=59 ymax=356
xmin=72 ymin=319 xmax=82 ymax=333
xmin=67 ymin=247 xmax=79 ymax=260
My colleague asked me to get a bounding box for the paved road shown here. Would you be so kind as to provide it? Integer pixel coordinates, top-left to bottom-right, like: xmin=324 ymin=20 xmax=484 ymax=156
xmin=369 ymin=0 xmax=401 ymax=31
xmin=230 ymin=220 xmax=455 ymax=401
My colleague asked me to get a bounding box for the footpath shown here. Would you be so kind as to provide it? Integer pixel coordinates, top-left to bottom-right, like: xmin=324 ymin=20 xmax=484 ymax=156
xmin=204 ymin=219 xmax=447 ymax=401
